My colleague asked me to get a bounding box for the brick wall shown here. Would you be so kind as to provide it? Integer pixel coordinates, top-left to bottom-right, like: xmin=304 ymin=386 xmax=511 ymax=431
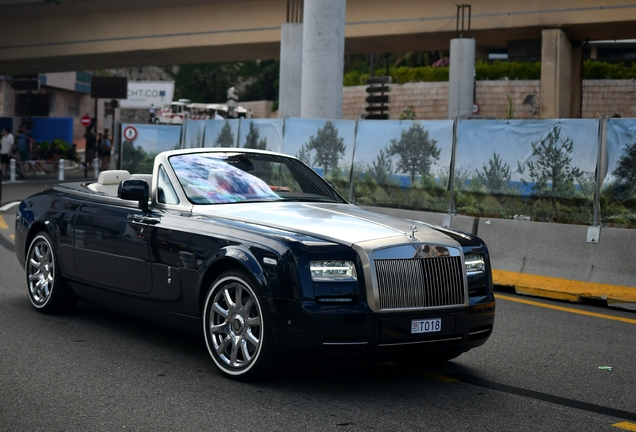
xmin=342 ymin=79 xmax=636 ymax=120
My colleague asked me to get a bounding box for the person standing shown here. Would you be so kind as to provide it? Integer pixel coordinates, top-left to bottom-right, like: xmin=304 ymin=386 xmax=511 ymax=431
xmin=149 ymin=104 xmax=156 ymax=123
xmin=84 ymin=129 xmax=97 ymax=169
xmin=99 ymin=129 xmax=112 ymax=171
xmin=15 ymin=127 xmax=34 ymax=178
xmin=1 ymin=127 xmax=14 ymax=178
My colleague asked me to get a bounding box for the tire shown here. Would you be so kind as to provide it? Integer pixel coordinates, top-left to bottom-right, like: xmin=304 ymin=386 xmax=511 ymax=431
xmin=25 ymin=232 xmax=76 ymax=314
xmin=203 ymin=270 xmax=274 ymax=381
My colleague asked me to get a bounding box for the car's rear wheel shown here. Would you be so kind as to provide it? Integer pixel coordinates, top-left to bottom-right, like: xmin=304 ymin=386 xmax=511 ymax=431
xmin=203 ymin=270 xmax=274 ymax=381
xmin=25 ymin=232 xmax=76 ymax=313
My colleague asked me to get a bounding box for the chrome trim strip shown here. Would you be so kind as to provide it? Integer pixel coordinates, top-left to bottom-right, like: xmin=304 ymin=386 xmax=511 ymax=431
xmin=469 ymin=328 xmax=491 ymax=335
xmin=378 ymin=336 xmax=463 ymax=347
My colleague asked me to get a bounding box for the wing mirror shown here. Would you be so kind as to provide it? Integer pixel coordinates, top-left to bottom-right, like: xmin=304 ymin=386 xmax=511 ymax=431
xmin=118 ymin=179 xmax=150 ymax=211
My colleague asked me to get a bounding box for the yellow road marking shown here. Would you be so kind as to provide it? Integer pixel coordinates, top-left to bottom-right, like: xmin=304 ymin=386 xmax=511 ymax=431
xmin=10 ymin=235 xmax=14 ymax=239
xmin=414 ymin=371 xmax=459 ymax=383
xmin=495 ymin=294 xmax=636 ymax=325
xmin=0 ymin=215 xmax=8 ymax=229
xmin=493 ymin=269 xmax=636 ymax=303
xmin=614 ymin=422 xmax=636 ymax=431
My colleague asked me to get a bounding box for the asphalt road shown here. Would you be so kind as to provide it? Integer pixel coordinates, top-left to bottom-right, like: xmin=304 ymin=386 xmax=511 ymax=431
xmin=1 ymin=203 xmax=636 ymax=432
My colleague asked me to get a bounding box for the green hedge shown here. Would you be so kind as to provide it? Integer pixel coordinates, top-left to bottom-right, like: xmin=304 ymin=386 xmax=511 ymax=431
xmin=344 ymin=60 xmax=636 ymax=86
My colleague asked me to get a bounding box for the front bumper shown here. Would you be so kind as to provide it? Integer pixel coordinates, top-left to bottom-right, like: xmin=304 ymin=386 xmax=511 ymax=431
xmin=270 ymin=294 xmax=495 ymax=359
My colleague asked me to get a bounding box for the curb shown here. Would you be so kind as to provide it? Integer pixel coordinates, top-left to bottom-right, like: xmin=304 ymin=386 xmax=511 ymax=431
xmin=494 ymin=269 xmax=636 ymax=311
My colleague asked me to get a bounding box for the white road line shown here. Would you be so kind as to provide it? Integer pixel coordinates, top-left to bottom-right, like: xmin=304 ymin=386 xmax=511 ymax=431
xmin=0 ymin=201 xmax=20 ymax=211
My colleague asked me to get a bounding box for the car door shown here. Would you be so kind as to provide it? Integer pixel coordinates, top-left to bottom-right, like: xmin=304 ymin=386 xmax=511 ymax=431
xmin=74 ymin=197 xmax=153 ymax=294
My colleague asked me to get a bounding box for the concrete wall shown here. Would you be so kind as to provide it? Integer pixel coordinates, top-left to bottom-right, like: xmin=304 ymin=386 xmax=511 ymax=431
xmin=342 ymin=79 xmax=636 ymax=120
xmin=362 ymin=206 xmax=636 ymax=310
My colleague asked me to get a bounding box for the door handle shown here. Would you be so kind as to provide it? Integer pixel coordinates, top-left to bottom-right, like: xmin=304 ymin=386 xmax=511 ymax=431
xmin=127 ymin=214 xmax=161 ymax=225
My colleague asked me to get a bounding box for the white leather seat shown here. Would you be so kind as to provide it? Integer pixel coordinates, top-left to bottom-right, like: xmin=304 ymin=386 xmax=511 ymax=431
xmin=87 ymin=170 xmax=131 ymax=196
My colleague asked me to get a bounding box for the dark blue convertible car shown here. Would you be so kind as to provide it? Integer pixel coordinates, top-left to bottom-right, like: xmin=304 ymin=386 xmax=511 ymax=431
xmin=15 ymin=148 xmax=495 ymax=380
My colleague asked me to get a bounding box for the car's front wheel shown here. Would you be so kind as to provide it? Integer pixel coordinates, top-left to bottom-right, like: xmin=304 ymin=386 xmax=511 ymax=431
xmin=203 ymin=270 xmax=274 ymax=381
xmin=25 ymin=232 xmax=76 ymax=313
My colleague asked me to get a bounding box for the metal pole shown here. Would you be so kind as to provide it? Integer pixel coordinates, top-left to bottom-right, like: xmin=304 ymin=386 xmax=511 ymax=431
xmin=593 ymin=115 xmax=607 ymax=226
xmin=447 ymin=118 xmax=458 ymax=215
xmin=348 ymin=118 xmax=359 ymax=202
xmin=9 ymin=158 xmax=16 ymax=182
xmin=58 ymin=159 xmax=65 ymax=181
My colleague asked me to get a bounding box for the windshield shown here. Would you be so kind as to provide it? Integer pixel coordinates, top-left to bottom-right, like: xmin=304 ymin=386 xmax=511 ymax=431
xmin=169 ymin=152 xmax=347 ymax=205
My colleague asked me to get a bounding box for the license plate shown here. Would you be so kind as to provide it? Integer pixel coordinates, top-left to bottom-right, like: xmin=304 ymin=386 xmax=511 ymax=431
xmin=411 ymin=318 xmax=442 ymax=334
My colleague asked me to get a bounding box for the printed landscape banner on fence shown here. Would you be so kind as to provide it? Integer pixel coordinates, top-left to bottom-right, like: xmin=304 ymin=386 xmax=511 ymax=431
xmin=201 ymin=119 xmax=240 ymax=148
xmin=119 ymin=117 xmax=635 ymax=228
xmin=352 ymin=120 xmax=454 ymax=210
xmin=603 ymin=118 xmax=636 ymax=227
xmin=237 ymin=119 xmax=284 ymax=153
xmin=456 ymin=119 xmax=599 ymax=193
xmin=181 ymin=120 xmax=206 ymax=149
xmin=120 ymin=124 xmax=181 ymax=174
xmin=454 ymin=119 xmax=600 ymax=223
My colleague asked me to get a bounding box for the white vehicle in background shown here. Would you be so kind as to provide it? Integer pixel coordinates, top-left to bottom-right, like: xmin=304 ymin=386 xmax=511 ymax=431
xmin=155 ymin=99 xmax=192 ymax=124
xmin=155 ymin=100 xmax=249 ymax=124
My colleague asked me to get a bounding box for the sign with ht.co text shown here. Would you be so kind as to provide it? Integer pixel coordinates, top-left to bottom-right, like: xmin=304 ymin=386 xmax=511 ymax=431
xmin=119 ymin=81 xmax=175 ymax=109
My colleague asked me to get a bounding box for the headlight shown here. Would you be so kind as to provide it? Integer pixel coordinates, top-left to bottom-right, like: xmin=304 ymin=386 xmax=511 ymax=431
xmin=310 ymin=260 xmax=357 ymax=282
xmin=464 ymin=254 xmax=485 ymax=275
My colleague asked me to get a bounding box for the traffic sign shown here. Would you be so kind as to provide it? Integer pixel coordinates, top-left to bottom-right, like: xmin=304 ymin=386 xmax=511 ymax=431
xmin=123 ymin=126 xmax=138 ymax=141
xmin=81 ymin=115 xmax=92 ymax=127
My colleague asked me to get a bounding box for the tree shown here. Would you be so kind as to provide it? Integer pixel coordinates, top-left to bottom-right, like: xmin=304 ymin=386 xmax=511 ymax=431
xmin=215 ymin=121 xmax=235 ymax=147
xmin=368 ymin=149 xmax=394 ymax=185
xmin=517 ymin=126 xmax=583 ymax=219
xmin=612 ymin=142 xmax=636 ymax=198
xmin=476 ymin=152 xmax=513 ymax=195
xmin=305 ymin=121 xmax=346 ymax=176
xmin=388 ymin=122 xmax=440 ymax=183
xmin=296 ymin=144 xmax=312 ymax=165
xmin=243 ymin=122 xmax=267 ymax=150
xmin=163 ymin=60 xmax=279 ymax=104
xmin=121 ymin=140 xmax=152 ymax=173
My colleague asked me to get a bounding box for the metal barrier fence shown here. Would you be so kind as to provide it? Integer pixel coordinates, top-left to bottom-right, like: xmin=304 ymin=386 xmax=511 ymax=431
xmin=120 ymin=116 xmax=636 ymax=229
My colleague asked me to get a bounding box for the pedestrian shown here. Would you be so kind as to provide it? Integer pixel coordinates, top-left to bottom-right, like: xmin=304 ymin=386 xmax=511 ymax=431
xmin=149 ymin=104 xmax=156 ymax=123
xmin=67 ymin=143 xmax=82 ymax=166
xmin=1 ymin=127 xmax=14 ymax=178
xmin=15 ymin=126 xmax=34 ymax=178
xmin=99 ymin=129 xmax=111 ymax=171
xmin=84 ymin=130 xmax=97 ymax=168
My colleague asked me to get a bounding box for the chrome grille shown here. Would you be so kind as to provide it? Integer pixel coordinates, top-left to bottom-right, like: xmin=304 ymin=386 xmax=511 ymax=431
xmin=375 ymin=256 xmax=465 ymax=310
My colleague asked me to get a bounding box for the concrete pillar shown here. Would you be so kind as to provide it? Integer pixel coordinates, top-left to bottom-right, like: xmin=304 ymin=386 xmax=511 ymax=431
xmin=300 ymin=0 xmax=346 ymax=119
xmin=540 ymin=28 xmax=582 ymax=118
xmin=570 ymin=42 xmax=583 ymax=118
xmin=279 ymin=23 xmax=303 ymax=118
xmin=448 ymin=38 xmax=475 ymax=119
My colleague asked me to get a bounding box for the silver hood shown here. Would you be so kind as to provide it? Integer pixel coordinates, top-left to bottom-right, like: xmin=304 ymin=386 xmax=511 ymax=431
xmin=193 ymin=201 xmax=460 ymax=249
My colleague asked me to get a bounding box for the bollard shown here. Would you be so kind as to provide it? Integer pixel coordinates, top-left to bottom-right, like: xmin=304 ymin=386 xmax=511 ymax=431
xmin=93 ymin=157 xmax=100 ymax=178
xmin=9 ymin=158 xmax=16 ymax=182
xmin=58 ymin=159 xmax=65 ymax=181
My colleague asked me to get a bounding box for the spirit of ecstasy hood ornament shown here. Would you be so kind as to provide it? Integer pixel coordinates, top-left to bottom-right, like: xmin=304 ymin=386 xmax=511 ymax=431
xmin=409 ymin=225 xmax=418 ymax=241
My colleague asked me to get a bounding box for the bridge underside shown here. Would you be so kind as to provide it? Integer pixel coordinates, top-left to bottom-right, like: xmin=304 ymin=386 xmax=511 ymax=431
xmin=1 ymin=0 xmax=636 ymax=75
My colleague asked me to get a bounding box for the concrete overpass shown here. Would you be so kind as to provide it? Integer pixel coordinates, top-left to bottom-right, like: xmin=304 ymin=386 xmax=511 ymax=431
xmin=1 ymin=0 xmax=636 ymax=117
xmin=1 ymin=0 xmax=636 ymax=75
